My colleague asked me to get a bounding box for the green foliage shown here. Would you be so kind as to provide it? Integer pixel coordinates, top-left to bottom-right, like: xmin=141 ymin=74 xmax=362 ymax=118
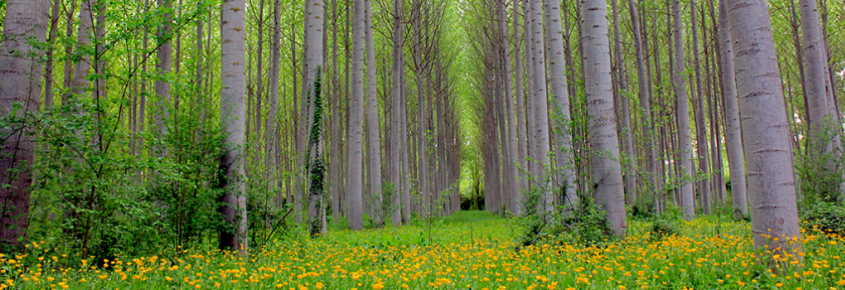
xmin=380 ymin=182 xmax=397 ymax=225
xmin=796 ymin=118 xmax=845 ymax=204
xmin=650 ymin=204 xmax=683 ymax=241
xmin=24 ymin=88 xmax=227 ymax=263
xmin=629 ymin=195 xmax=656 ymax=219
xmin=555 ymin=196 xmax=613 ymax=246
xmin=800 ymin=201 xmax=845 ymax=234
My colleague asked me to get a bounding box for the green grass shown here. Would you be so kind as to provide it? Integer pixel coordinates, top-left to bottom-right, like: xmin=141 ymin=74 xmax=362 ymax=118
xmin=2 ymin=211 xmax=844 ymax=289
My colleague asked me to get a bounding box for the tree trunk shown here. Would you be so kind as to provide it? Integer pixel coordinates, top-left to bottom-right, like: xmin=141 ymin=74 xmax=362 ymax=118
xmin=43 ymin=0 xmax=61 ymax=110
xmin=303 ymin=0 xmax=327 ymax=237
xmin=799 ymin=0 xmax=840 ymax=197
xmin=673 ymin=0 xmax=695 ymax=220
xmin=627 ymin=0 xmax=656 ymax=202
xmin=497 ymin=0 xmax=518 ymax=216
xmin=0 ymin=0 xmax=51 ymax=251
xmin=364 ymin=0 xmax=383 ymax=227
xmin=270 ymin=0 xmax=283 ymax=208
xmin=610 ymin=0 xmax=637 ymax=206
xmin=719 ymin=0 xmax=747 ymax=220
xmin=390 ymin=0 xmax=404 ymax=225
xmin=581 ymin=0 xmax=627 ymax=236
xmin=524 ymin=0 xmax=536 ymax=194
xmin=155 ymin=0 xmax=172 ymax=139
xmin=544 ymin=0 xmax=577 ymax=210
xmin=218 ymin=0 xmax=248 ymax=256
xmin=726 ymin=0 xmax=802 ymax=268
xmin=256 ymin=0 xmax=265 ymax=144
xmin=691 ymin=0 xmax=711 ymax=215
xmin=529 ymin=0 xmax=553 ymax=216
xmin=514 ymin=0 xmax=527 ymax=212
xmin=329 ymin=0 xmax=342 ymax=222
xmin=348 ymin=0 xmax=366 ymax=231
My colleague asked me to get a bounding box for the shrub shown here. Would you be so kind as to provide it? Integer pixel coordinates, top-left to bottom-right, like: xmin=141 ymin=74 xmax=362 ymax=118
xmin=650 ymin=204 xmax=682 ymax=241
xmin=801 ymin=201 xmax=845 ymax=234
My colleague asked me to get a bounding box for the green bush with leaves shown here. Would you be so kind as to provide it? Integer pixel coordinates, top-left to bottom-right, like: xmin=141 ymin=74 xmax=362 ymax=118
xmin=650 ymin=203 xmax=683 ymax=241
xmin=800 ymin=201 xmax=845 ymax=234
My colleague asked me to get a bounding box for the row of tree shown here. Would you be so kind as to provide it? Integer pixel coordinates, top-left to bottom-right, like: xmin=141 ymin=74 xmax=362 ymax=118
xmin=0 ymin=0 xmax=463 ymax=258
xmin=468 ymin=0 xmax=841 ymax=266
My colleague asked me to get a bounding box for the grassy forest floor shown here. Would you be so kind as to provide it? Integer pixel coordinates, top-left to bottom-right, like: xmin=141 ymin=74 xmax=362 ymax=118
xmin=2 ymin=211 xmax=844 ymax=289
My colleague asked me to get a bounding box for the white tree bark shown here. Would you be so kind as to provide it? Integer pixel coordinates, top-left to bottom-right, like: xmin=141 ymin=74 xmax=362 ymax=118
xmin=390 ymin=0 xmax=404 ymax=226
xmin=544 ymin=0 xmax=577 ymax=209
xmin=691 ymin=0 xmax=711 ymax=215
xmin=364 ymin=0 xmax=383 ymax=227
xmin=626 ymin=0 xmax=656 ymax=201
xmin=610 ymin=0 xmax=637 ymax=206
xmin=673 ymin=0 xmax=695 ymax=220
xmin=800 ymin=0 xmax=839 ymax=187
xmin=219 ymin=0 xmax=248 ymax=255
xmin=513 ymin=0 xmax=527 ymax=215
xmin=581 ymin=0 xmax=627 ymax=236
xmin=528 ymin=0 xmax=553 ymax=216
xmin=718 ymin=0 xmax=747 ymax=220
xmin=726 ymin=0 xmax=802 ymax=266
xmin=348 ymin=0 xmax=366 ymax=231
xmin=0 ymin=0 xmax=51 ymax=249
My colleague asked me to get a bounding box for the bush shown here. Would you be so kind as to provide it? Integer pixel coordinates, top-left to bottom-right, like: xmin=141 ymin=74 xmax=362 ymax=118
xmin=517 ymin=195 xmax=612 ymax=249
xmin=560 ymin=196 xmax=613 ymax=245
xmin=650 ymin=204 xmax=682 ymax=241
xmin=629 ymin=196 xmax=656 ymax=220
xmin=801 ymin=202 xmax=845 ymax=234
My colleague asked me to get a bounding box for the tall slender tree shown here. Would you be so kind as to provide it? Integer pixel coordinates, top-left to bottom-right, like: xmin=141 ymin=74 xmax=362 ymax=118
xmin=513 ymin=0 xmax=527 ymax=214
xmin=0 ymin=0 xmax=52 ymax=250
xmin=673 ymin=0 xmax=695 ymax=219
xmin=544 ymin=0 xmax=577 ymax=209
xmin=581 ymin=0 xmax=627 ymax=236
xmin=219 ymin=0 xmax=249 ymax=255
xmin=304 ymin=0 xmax=327 ymax=236
xmin=156 ymin=0 xmax=173 ymax=138
xmin=364 ymin=0 xmax=383 ymax=227
xmin=718 ymin=0 xmax=747 ymax=220
xmin=610 ymin=0 xmax=637 ymax=205
xmin=348 ymin=0 xmax=366 ymax=231
xmin=390 ymin=0 xmax=404 ymax=226
xmin=691 ymin=0 xmax=711 ymax=214
xmin=528 ymin=0 xmax=553 ymax=216
xmin=726 ymin=0 xmax=802 ymax=267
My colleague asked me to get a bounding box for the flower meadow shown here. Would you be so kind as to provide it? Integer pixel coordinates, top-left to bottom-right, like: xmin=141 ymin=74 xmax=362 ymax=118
xmin=2 ymin=211 xmax=844 ymax=290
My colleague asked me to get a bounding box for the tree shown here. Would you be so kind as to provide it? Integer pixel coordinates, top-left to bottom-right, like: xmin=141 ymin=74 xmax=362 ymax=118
xmin=726 ymin=0 xmax=802 ymax=267
xmin=304 ymin=0 xmax=327 ymax=236
xmin=543 ymin=0 xmax=577 ymax=209
xmin=364 ymin=0 xmax=383 ymax=227
xmin=348 ymin=0 xmax=366 ymax=231
xmin=610 ymin=0 xmax=637 ymax=205
xmin=673 ymin=0 xmax=695 ymax=220
xmin=800 ymin=0 xmax=841 ymax=198
xmin=390 ymin=0 xmax=404 ymax=226
xmin=717 ymin=0 xmax=747 ymax=220
xmin=690 ymin=0 xmax=711 ymax=214
xmin=528 ymin=0 xmax=553 ymax=216
xmin=626 ymin=0 xmax=656 ymax=203
xmin=156 ymin=0 xmax=173 ymax=139
xmin=513 ymin=0 xmax=527 ymax=214
xmin=581 ymin=0 xmax=627 ymax=236
xmin=0 ymin=0 xmax=52 ymax=251
xmin=219 ymin=0 xmax=249 ymax=255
